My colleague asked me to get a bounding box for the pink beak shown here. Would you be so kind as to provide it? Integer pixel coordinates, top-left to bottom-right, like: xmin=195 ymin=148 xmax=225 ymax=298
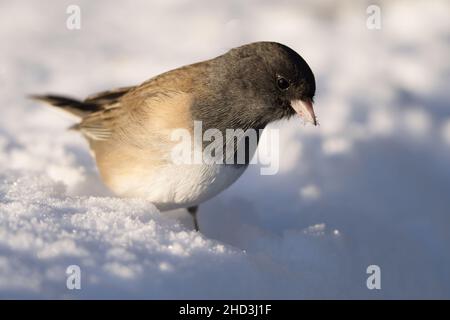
xmin=291 ymin=98 xmax=317 ymax=126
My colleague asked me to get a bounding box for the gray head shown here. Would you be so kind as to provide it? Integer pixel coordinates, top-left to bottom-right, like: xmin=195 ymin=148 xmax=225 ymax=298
xmin=192 ymin=41 xmax=317 ymax=132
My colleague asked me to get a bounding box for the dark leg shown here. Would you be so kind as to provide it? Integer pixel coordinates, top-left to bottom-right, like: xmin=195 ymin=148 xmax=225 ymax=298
xmin=187 ymin=206 xmax=199 ymax=232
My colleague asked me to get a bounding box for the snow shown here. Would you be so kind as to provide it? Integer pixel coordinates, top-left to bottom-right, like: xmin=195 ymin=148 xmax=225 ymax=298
xmin=1 ymin=0 xmax=450 ymax=298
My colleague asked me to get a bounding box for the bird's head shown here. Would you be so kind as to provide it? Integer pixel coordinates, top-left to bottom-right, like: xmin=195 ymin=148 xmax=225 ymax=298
xmin=211 ymin=42 xmax=317 ymax=128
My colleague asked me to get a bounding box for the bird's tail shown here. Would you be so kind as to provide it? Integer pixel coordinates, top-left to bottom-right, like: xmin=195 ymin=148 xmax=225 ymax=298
xmin=29 ymin=94 xmax=101 ymax=118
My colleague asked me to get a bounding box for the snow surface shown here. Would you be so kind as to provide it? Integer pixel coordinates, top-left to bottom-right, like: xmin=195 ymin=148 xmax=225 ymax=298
xmin=1 ymin=0 xmax=450 ymax=298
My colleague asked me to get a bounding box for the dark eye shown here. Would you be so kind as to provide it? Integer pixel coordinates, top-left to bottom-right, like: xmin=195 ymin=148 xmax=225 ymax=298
xmin=277 ymin=77 xmax=290 ymax=90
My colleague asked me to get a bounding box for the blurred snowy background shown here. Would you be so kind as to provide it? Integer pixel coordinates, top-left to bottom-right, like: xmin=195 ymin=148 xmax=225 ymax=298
xmin=0 ymin=0 xmax=449 ymax=298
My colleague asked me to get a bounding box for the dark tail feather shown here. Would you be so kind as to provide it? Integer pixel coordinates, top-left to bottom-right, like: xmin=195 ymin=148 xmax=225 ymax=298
xmin=29 ymin=94 xmax=101 ymax=118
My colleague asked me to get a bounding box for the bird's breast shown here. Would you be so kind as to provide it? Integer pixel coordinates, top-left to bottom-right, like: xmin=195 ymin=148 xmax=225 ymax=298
xmin=107 ymin=162 xmax=248 ymax=210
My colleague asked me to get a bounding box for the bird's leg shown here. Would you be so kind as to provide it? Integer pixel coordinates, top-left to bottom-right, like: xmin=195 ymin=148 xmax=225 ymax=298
xmin=187 ymin=205 xmax=199 ymax=232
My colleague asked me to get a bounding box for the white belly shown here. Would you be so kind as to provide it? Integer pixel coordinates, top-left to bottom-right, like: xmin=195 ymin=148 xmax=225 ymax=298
xmin=115 ymin=163 xmax=248 ymax=210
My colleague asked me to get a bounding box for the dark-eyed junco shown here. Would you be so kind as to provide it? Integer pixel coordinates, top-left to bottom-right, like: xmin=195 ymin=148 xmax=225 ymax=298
xmin=31 ymin=42 xmax=316 ymax=231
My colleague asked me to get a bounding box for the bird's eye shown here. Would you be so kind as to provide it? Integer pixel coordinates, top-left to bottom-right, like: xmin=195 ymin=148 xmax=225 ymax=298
xmin=277 ymin=77 xmax=290 ymax=90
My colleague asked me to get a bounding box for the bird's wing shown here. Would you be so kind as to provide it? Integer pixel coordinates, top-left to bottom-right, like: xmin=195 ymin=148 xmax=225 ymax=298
xmin=76 ymin=63 xmax=204 ymax=142
xmin=84 ymin=86 xmax=135 ymax=108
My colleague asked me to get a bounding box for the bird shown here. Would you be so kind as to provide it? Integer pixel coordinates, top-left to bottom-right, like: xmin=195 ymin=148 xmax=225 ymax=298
xmin=31 ymin=41 xmax=317 ymax=231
